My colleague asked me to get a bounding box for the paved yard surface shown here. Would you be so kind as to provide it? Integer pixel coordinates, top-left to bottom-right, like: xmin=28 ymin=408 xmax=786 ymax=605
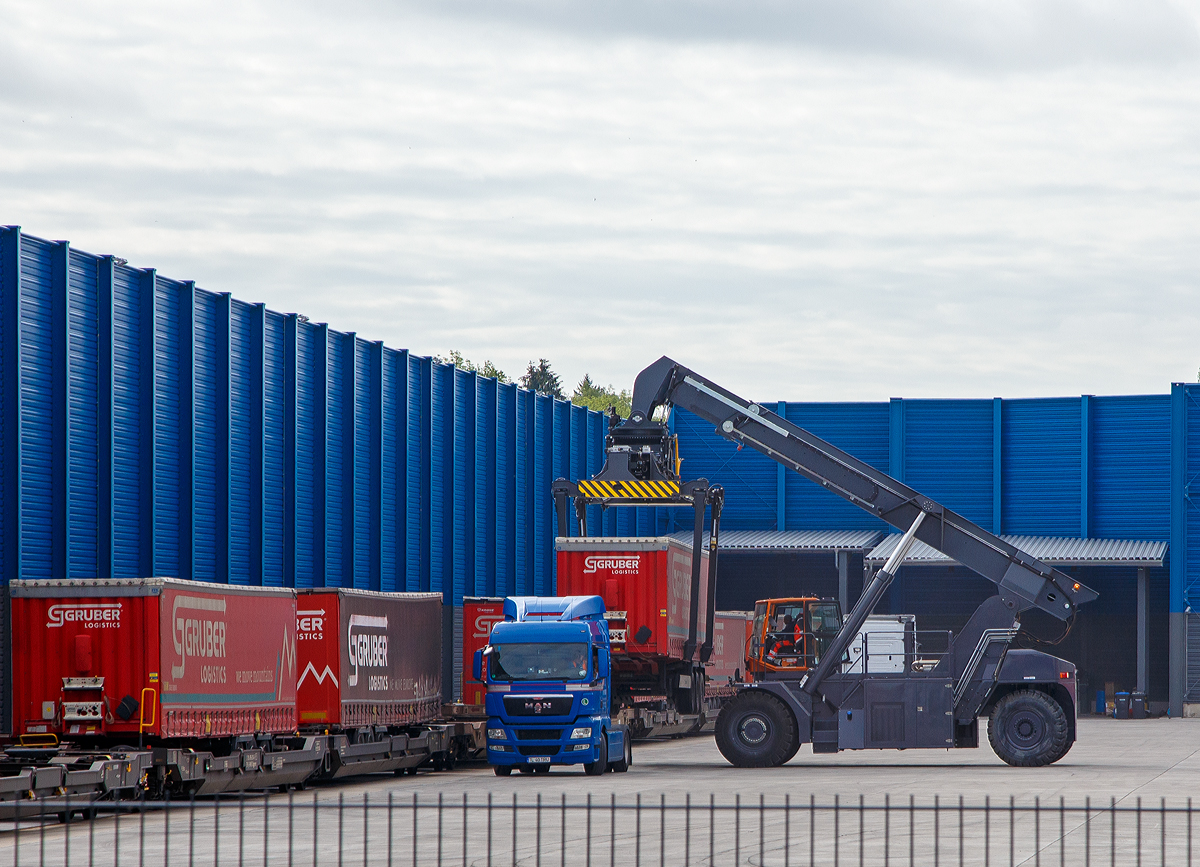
xmin=4 ymin=717 xmax=1198 ymax=865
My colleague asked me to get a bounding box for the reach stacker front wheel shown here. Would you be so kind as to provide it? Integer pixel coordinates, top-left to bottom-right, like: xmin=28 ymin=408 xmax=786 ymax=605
xmin=988 ymin=689 xmax=1070 ymax=767
xmin=715 ymin=691 xmax=800 ymax=768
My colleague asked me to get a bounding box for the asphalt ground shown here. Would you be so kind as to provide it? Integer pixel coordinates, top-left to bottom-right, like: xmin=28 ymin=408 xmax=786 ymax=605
xmin=4 ymin=717 xmax=1199 ymax=865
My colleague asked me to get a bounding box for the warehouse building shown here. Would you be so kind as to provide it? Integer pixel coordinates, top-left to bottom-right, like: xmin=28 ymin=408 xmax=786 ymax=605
xmin=1 ymin=226 xmax=1197 ymax=723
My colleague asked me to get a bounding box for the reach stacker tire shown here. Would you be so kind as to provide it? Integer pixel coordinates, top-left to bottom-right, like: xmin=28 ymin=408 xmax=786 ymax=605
xmin=988 ymin=689 xmax=1070 ymax=767
xmin=584 ymin=734 xmax=609 ymax=776
xmin=715 ymin=691 xmax=799 ymax=768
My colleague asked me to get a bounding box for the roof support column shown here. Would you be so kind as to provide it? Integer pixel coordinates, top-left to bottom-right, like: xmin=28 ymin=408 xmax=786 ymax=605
xmin=837 ymin=549 xmax=849 ymax=612
xmin=1169 ymin=382 xmax=1186 ymax=715
xmin=1137 ymin=566 xmax=1149 ymax=696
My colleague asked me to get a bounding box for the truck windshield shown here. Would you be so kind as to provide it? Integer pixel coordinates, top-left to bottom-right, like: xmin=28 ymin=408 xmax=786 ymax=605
xmin=490 ymin=643 xmax=590 ymax=682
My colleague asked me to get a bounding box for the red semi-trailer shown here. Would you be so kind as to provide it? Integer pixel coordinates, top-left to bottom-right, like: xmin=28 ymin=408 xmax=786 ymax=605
xmin=296 ymin=589 xmax=443 ymax=729
xmin=460 ymin=597 xmax=505 ymax=706
xmin=10 ymin=578 xmax=297 ymax=742
xmin=556 ymin=536 xmax=727 ymax=737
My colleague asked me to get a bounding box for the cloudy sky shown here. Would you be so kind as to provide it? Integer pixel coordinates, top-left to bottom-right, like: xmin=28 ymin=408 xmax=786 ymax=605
xmin=2 ymin=0 xmax=1199 ymax=401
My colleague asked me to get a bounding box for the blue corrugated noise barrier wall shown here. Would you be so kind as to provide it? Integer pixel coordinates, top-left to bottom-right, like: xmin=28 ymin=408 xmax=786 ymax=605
xmin=0 ymin=227 xmax=680 ymax=600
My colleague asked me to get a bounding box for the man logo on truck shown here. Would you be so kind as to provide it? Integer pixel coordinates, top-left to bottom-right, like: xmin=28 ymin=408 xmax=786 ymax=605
xmin=347 ymin=615 xmax=388 ymax=689
xmin=46 ymin=603 xmax=121 ymax=628
xmin=583 ymin=555 xmax=640 ymax=575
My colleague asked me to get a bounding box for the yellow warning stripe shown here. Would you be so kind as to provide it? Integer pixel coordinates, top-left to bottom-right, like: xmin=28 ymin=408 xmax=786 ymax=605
xmin=577 ymin=479 xmax=680 ymax=499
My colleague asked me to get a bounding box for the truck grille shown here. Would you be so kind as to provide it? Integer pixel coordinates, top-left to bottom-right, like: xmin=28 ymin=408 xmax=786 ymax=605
xmin=502 ymin=696 xmax=574 ymax=717
xmin=517 ymin=746 xmax=560 ymax=757
xmin=515 ymin=729 xmax=561 ymax=741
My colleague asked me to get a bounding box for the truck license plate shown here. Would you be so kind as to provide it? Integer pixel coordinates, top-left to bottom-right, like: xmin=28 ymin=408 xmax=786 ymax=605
xmin=528 ymin=756 xmax=551 ymax=764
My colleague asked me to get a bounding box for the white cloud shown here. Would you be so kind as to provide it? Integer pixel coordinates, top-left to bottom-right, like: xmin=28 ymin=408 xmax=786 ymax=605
xmin=1 ymin=0 xmax=1198 ymax=401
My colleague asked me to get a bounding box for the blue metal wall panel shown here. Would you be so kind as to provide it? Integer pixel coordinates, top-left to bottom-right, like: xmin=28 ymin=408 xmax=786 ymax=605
xmin=66 ymin=250 xmax=99 ymax=578
xmin=452 ymin=369 xmax=473 ymax=600
xmin=110 ymin=266 xmax=142 ymax=576
xmin=1001 ymin=398 xmax=1081 ymax=536
xmin=353 ymin=339 xmax=372 ymax=588
xmin=534 ymin=394 xmax=552 ymax=595
xmin=430 ymin=363 xmax=451 ymax=597
xmin=228 ymin=299 xmax=254 ymax=584
xmin=1186 ymin=386 xmax=1200 ymax=606
xmin=783 ymin=402 xmax=890 ymax=531
xmin=673 ymin=407 xmax=776 ymax=530
xmin=515 ymin=389 xmax=531 ymax=595
xmin=1091 ymin=395 xmax=1170 ymax=540
xmin=380 ymin=348 xmax=399 ymax=591
xmin=152 ymin=277 xmax=182 ymax=576
xmin=904 ymin=399 xmax=994 ymax=527
xmin=293 ymin=323 xmax=317 ymax=587
xmin=262 ymin=311 xmax=286 ymax=586
xmin=0 ymin=229 xmax=10 ymax=587
xmin=17 ymin=237 xmax=53 ymax=579
xmin=476 ymin=378 xmax=496 ymax=596
xmin=191 ymin=291 xmax=220 ymax=581
xmin=496 ymin=382 xmax=514 ymax=596
xmin=325 ymin=331 xmax=346 ymax=586
xmin=405 ymin=354 xmax=426 ymax=592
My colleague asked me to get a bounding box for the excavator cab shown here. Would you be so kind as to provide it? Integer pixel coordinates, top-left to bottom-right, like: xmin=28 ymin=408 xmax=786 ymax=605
xmin=746 ymin=598 xmax=844 ymax=676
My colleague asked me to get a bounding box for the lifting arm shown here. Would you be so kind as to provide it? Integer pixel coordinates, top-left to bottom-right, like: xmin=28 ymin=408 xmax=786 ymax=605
xmin=623 ymin=356 xmax=1098 ymax=623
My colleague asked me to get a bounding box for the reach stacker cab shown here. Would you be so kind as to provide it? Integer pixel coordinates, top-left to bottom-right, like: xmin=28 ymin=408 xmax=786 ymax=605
xmin=747 ymin=597 xmax=843 ymax=676
xmin=476 ymin=596 xmax=632 ymax=776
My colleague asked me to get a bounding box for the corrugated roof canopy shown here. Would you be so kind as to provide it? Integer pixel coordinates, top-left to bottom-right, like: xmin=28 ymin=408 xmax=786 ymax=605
xmin=669 ymin=529 xmax=884 ymax=551
xmin=865 ymin=534 xmax=1167 ymax=568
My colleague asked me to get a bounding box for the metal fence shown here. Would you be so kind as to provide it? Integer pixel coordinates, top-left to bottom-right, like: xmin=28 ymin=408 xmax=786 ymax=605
xmin=2 ymin=791 xmax=1195 ymax=866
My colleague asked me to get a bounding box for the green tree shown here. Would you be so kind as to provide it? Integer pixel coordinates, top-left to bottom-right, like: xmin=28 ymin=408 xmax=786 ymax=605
xmin=435 ymin=350 xmax=510 ymax=383
xmin=519 ymin=359 xmax=564 ymax=399
xmin=571 ymin=374 xmax=632 ymax=418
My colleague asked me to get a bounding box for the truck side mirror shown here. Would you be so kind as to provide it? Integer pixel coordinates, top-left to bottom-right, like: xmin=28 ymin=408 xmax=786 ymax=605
xmin=596 ymin=647 xmax=609 ymax=678
xmin=473 ymin=648 xmax=484 ymax=681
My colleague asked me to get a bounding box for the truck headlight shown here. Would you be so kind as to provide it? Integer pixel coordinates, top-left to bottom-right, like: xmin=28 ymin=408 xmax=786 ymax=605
xmin=570 ymin=727 xmax=593 ymax=739
xmin=487 ymin=728 xmax=507 ymax=740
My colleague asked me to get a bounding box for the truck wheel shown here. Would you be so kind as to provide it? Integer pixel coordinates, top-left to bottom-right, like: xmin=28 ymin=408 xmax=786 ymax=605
xmin=584 ymin=734 xmax=609 ymax=775
xmin=612 ymin=734 xmax=632 ymax=773
xmin=715 ymin=691 xmax=799 ymax=768
xmin=988 ymin=690 xmax=1070 ymax=767
xmin=493 ymin=766 xmax=512 ymax=776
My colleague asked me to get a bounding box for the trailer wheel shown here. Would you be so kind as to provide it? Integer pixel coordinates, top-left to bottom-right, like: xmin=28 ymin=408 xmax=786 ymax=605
xmin=715 ymin=691 xmax=799 ymax=768
xmin=988 ymin=690 xmax=1070 ymax=767
xmin=493 ymin=766 xmax=512 ymax=776
xmin=584 ymin=734 xmax=609 ymax=775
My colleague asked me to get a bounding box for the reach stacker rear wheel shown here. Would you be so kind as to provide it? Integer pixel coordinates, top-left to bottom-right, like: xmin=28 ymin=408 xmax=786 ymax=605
xmin=988 ymin=689 xmax=1070 ymax=767
xmin=715 ymin=691 xmax=800 ymax=768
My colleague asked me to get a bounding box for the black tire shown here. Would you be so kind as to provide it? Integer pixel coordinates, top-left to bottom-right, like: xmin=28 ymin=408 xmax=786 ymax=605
xmin=988 ymin=690 xmax=1070 ymax=767
xmin=493 ymin=765 xmax=512 ymax=776
xmin=715 ymin=691 xmax=799 ymax=768
xmin=584 ymin=734 xmax=609 ymax=776
xmin=612 ymin=733 xmax=632 ymax=773
xmin=534 ymin=766 xmax=550 ymax=775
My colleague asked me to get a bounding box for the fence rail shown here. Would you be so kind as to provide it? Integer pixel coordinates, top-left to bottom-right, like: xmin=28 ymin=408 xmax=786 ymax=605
xmin=1 ymin=791 xmax=1195 ymax=866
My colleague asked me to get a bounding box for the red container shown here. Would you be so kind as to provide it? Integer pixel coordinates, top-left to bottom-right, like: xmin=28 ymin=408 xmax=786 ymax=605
xmin=296 ymin=589 xmax=442 ymax=729
xmin=707 ymin=611 xmax=752 ymax=684
xmin=461 ymin=597 xmax=505 ymax=706
xmin=555 ymin=537 xmax=709 ymax=661
xmin=10 ymin=578 xmax=297 ymax=740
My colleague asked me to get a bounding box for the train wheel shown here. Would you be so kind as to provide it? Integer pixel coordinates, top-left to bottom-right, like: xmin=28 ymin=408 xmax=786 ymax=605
xmin=715 ymin=691 xmax=799 ymax=768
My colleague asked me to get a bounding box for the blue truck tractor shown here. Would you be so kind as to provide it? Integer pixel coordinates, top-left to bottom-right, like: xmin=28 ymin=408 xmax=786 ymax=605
xmin=475 ymin=596 xmax=632 ymax=776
